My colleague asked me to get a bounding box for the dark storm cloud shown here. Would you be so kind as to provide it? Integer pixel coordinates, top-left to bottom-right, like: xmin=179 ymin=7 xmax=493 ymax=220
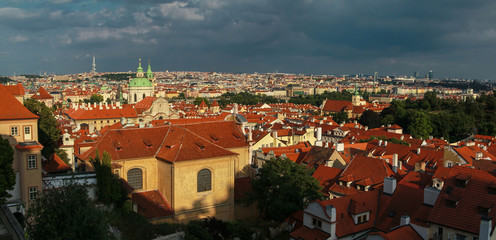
xmin=1 ymin=0 xmax=496 ymax=78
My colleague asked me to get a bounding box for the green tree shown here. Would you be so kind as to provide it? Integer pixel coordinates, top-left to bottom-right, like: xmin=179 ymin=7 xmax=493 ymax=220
xmin=24 ymin=98 xmax=61 ymax=158
xmin=251 ymin=157 xmax=324 ymax=221
xmin=89 ymin=94 xmax=104 ymax=104
xmin=54 ymin=148 xmax=70 ymax=164
xmin=332 ymin=110 xmax=349 ymax=124
xmin=0 ymin=137 xmax=15 ymax=203
xmin=91 ymin=151 xmax=127 ymax=206
xmin=406 ymin=110 xmax=433 ymax=139
xmin=358 ymin=110 xmax=382 ymax=129
xmin=26 ymin=183 xmax=110 ymax=240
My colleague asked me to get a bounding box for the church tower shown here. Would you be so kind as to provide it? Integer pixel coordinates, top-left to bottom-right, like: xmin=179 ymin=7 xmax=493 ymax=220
xmin=128 ymin=58 xmax=155 ymax=104
xmin=352 ymin=84 xmax=361 ymax=106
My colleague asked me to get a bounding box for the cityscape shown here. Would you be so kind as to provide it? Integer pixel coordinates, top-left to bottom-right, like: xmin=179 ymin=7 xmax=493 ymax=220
xmin=2 ymin=1 xmax=496 ymax=240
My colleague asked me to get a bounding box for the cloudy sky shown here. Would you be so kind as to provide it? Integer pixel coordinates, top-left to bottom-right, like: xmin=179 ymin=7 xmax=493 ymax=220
xmin=1 ymin=0 xmax=496 ymax=79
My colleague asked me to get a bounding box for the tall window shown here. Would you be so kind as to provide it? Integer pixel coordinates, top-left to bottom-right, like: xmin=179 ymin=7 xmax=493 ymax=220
xmin=27 ymin=155 xmax=37 ymax=169
xmin=11 ymin=126 xmax=18 ymax=136
xmin=197 ymin=169 xmax=212 ymax=192
xmin=127 ymin=168 xmax=143 ymax=190
xmin=143 ymin=93 xmax=146 ymax=99
xmin=24 ymin=126 xmax=30 ymax=135
xmin=29 ymin=187 xmax=37 ymax=200
xmin=134 ymin=94 xmax=137 ymax=103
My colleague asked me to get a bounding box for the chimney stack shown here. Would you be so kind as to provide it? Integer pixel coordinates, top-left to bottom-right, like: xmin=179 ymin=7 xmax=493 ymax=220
xmin=336 ymin=142 xmax=344 ymax=152
xmin=392 ymin=153 xmax=398 ymax=173
xmin=383 ymin=177 xmax=397 ymax=195
xmin=423 ymin=187 xmax=441 ymax=206
xmin=480 ymin=216 xmax=492 ymax=240
xmin=417 ymin=148 xmax=421 ymax=155
xmin=247 ymin=128 xmax=253 ymax=141
xmin=400 ymin=215 xmax=410 ymax=226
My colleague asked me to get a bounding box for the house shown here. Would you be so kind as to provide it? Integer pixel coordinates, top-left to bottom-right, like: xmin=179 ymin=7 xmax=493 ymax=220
xmin=0 ymin=85 xmax=43 ymax=212
xmin=78 ymin=120 xmax=251 ymax=222
xmin=30 ymin=87 xmax=54 ymax=106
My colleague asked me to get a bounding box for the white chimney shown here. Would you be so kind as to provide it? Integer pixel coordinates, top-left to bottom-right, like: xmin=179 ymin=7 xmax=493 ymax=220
xmin=325 ymin=205 xmax=336 ymax=222
xmin=378 ymin=140 xmax=383 ymax=146
xmin=364 ymin=126 xmax=368 ymax=131
xmin=423 ymin=187 xmax=441 ymax=206
xmin=384 ymin=141 xmax=388 ymax=147
xmin=480 ymin=216 xmax=492 ymax=240
xmin=336 ymin=142 xmax=344 ymax=152
xmin=74 ymin=104 xmax=79 ymax=110
xmin=417 ymin=148 xmax=421 ymax=155
xmin=121 ymin=117 xmax=126 ymax=125
xmin=383 ymin=177 xmax=397 ymax=195
xmin=247 ymin=128 xmax=253 ymax=141
xmin=316 ymin=127 xmax=322 ymax=141
xmin=233 ymin=103 xmax=238 ymax=114
xmin=400 ymin=215 xmax=410 ymax=226
xmin=392 ymin=153 xmax=398 ymax=173
xmin=139 ymin=122 xmax=145 ymax=128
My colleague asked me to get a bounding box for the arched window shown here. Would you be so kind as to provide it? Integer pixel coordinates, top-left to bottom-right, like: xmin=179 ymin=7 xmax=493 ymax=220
xmin=134 ymin=94 xmax=137 ymax=103
xmin=143 ymin=93 xmax=146 ymax=99
xmin=197 ymin=169 xmax=212 ymax=192
xmin=127 ymin=168 xmax=143 ymax=190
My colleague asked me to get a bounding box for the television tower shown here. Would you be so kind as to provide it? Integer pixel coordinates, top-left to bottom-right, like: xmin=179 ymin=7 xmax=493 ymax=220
xmin=90 ymin=56 xmax=97 ymax=74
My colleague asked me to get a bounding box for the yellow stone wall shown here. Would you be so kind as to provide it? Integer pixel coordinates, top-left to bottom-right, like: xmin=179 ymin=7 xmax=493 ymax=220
xmin=115 ymin=157 xmax=158 ymax=191
xmin=171 ymin=156 xmax=235 ymax=222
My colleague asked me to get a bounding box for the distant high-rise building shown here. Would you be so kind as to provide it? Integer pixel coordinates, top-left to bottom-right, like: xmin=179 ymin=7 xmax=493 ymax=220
xmin=373 ymin=72 xmax=378 ymax=81
xmin=414 ymin=72 xmax=418 ymax=79
xmin=428 ymin=70 xmax=433 ymax=80
xmin=90 ymin=56 xmax=97 ymax=74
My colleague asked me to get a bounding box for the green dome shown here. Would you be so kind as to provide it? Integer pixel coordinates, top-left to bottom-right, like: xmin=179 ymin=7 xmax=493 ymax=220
xmin=130 ymin=77 xmax=153 ymax=87
xmin=130 ymin=58 xmax=153 ymax=87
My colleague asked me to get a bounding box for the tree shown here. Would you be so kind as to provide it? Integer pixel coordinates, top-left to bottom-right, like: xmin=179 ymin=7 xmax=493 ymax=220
xmin=0 ymin=137 xmax=15 ymax=203
xmin=332 ymin=110 xmax=349 ymax=124
xmin=406 ymin=110 xmax=433 ymax=139
xmin=26 ymin=183 xmax=110 ymax=240
xmin=24 ymin=98 xmax=61 ymax=158
xmin=88 ymin=94 xmax=104 ymax=104
xmin=91 ymin=151 xmax=127 ymax=206
xmin=358 ymin=110 xmax=382 ymax=129
xmin=251 ymin=157 xmax=324 ymax=221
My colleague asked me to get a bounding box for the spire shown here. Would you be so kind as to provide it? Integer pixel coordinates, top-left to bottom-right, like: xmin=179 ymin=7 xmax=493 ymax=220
xmin=146 ymin=60 xmax=154 ymax=79
xmin=136 ymin=58 xmax=144 ymax=78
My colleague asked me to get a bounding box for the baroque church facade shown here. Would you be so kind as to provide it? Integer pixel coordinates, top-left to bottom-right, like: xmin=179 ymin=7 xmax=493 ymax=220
xmin=128 ymin=59 xmax=155 ymax=104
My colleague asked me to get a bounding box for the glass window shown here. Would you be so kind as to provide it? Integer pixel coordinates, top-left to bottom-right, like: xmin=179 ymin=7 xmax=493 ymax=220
xmin=27 ymin=155 xmax=37 ymax=169
xmin=127 ymin=168 xmax=143 ymax=190
xmin=29 ymin=187 xmax=37 ymax=200
xmin=197 ymin=169 xmax=212 ymax=192
xmin=11 ymin=127 xmax=18 ymax=136
xmin=24 ymin=126 xmax=31 ymax=135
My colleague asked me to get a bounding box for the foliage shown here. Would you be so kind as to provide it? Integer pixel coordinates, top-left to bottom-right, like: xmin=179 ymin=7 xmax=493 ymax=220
xmin=332 ymin=110 xmax=349 ymax=124
xmin=357 ymin=135 xmax=410 ymax=146
xmin=91 ymin=151 xmax=127 ymax=206
xmin=358 ymin=110 xmax=381 ymax=128
xmin=84 ymin=94 xmax=104 ymax=104
xmin=100 ymin=73 xmax=136 ymax=81
xmin=220 ymin=92 xmax=284 ymax=106
xmin=109 ymin=210 xmax=181 ymax=240
xmin=183 ymin=218 xmax=254 ymax=240
xmin=0 ymin=77 xmax=13 ymax=84
xmin=26 ymin=183 xmax=110 ymax=240
xmin=251 ymin=157 xmax=324 ymax=221
xmin=194 ymin=97 xmax=210 ymax=106
xmin=24 ymin=98 xmax=61 ymax=158
xmin=288 ymin=90 xmax=352 ymax=106
xmin=0 ymin=137 xmax=15 ymax=203
xmin=376 ymin=91 xmax=496 ymax=142
xmin=54 ymin=148 xmax=70 ymax=164
xmin=185 ymin=221 xmax=214 ymax=240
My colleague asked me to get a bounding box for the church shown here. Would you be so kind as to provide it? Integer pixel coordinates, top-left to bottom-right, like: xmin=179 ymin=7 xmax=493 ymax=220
xmin=78 ymin=119 xmax=251 ymax=223
xmin=128 ymin=59 xmax=155 ymax=104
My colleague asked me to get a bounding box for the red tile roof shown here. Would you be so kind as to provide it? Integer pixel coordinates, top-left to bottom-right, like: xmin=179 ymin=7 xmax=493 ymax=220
xmin=427 ymin=166 xmax=496 ymax=234
xmin=43 ymin=153 xmax=72 ymax=174
xmin=0 ymin=85 xmax=39 ymax=120
xmin=31 ymin=87 xmax=53 ymax=99
xmin=321 ymin=100 xmax=353 ymax=112
xmin=65 ymin=104 xmax=138 ymax=120
xmin=134 ymin=96 xmax=157 ymax=113
xmin=4 ymin=83 xmax=25 ymax=96
xmin=289 ymin=226 xmax=330 ymax=240
xmin=132 ymin=190 xmax=174 ymax=219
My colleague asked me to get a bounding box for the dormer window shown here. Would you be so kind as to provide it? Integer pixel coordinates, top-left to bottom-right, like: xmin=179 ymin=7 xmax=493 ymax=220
xmin=210 ymin=134 xmax=219 ymax=142
xmin=478 ymin=203 xmax=492 ymax=216
xmin=488 ymin=182 xmax=496 ymax=195
xmin=195 ymin=142 xmax=205 ymax=150
xmin=445 ymin=196 xmax=460 ymax=208
xmin=455 ymin=174 xmax=470 ymax=188
xmin=113 ymin=140 xmax=122 ymax=151
xmin=143 ymin=138 xmax=153 ymax=148
xmin=312 ymin=218 xmax=322 ymax=229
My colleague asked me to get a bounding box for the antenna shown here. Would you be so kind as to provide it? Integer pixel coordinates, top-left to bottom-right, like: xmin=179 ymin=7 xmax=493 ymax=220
xmin=90 ymin=56 xmax=97 ymax=74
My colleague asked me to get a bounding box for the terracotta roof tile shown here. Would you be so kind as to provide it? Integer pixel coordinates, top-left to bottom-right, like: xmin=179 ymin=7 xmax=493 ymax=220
xmin=0 ymin=85 xmax=39 ymax=120
xmin=132 ymin=190 xmax=174 ymax=219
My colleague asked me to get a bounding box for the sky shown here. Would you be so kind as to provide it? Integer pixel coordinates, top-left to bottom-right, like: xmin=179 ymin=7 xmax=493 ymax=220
xmin=1 ymin=0 xmax=496 ymax=79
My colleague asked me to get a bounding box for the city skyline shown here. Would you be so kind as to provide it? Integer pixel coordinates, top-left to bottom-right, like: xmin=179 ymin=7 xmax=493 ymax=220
xmin=1 ymin=1 xmax=496 ymax=79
